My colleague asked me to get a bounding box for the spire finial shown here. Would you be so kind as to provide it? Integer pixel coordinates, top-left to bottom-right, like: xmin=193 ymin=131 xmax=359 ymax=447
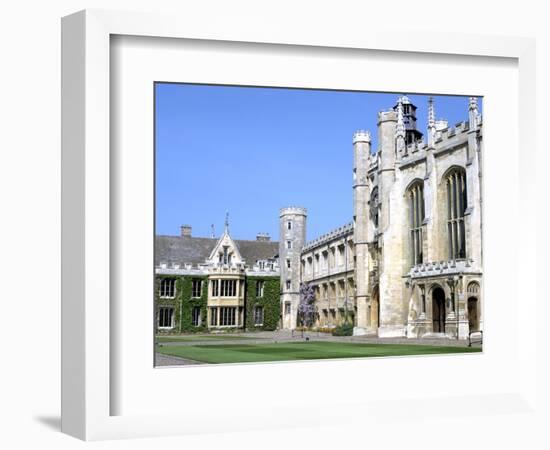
xmin=396 ymin=97 xmax=405 ymax=137
xmin=395 ymin=96 xmax=406 ymax=156
xmin=224 ymin=210 xmax=229 ymax=233
xmin=469 ymin=97 xmax=480 ymax=130
xmin=428 ymin=96 xmax=436 ymax=147
xmin=211 ymin=223 xmax=215 ymax=239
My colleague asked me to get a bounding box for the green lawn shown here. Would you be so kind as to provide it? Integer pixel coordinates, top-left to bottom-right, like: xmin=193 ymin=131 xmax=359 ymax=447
xmin=157 ymin=341 xmax=481 ymax=364
xmin=156 ymin=334 xmax=262 ymax=343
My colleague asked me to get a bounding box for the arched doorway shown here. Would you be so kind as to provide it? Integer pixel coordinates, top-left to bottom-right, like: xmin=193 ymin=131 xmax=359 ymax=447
xmin=432 ymin=287 xmax=446 ymax=333
xmin=467 ymin=297 xmax=479 ymax=331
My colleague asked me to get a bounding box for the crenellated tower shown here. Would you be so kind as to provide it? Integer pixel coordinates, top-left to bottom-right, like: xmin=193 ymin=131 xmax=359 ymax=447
xmin=279 ymin=206 xmax=307 ymax=330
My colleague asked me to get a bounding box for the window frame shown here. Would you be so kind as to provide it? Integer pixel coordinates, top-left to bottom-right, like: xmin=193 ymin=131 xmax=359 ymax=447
xmin=256 ymin=280 xmax=265 ymax=297
xmin=158 ymin=277 xmax=176 ymax=298
xmin=191 ymin=306 xmax=201 ymax=326
xmin=219 ymin=306 xmax=236 ymax=326
xmin=254 ymin=305 xmax=264 ymax=326
xmin=191 ymin=278 xmax=202 ymax=298
xmin=157 ymin=306 xmax=174 ymax=329
xmin=407 ymin=181 xmax=425 ymax=267
xmin=445 ymin=167 xmax=467 ymax=260
xmin=211 ymin=279 xmax=219 ymax=296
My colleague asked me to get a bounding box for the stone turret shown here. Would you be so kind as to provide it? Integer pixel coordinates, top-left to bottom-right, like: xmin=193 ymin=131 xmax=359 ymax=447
xmin=279 ymin=206 xmax=307 ymax=329
xmin=378 ymin=109 xmax=397 ymax=233
xmin=352 ymin=130 xmax=371 ymax=335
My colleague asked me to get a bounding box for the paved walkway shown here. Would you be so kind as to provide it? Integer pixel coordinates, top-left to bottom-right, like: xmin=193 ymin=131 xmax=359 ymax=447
xmin=155 ymin=353 xmax=203 ymax=367
xmin=157 ymin=330 xmax=480 ymax=348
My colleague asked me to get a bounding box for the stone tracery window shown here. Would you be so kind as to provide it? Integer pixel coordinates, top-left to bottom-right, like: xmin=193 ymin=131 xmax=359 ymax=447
xmin=446 ymin=168 xmax=467 ymax=260
xmin=408 ymin=181 xmax=425 ymax=266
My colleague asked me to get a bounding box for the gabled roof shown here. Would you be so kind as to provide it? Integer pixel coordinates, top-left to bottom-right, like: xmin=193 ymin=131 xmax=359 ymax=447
xmin=207 ymin=230 xmax=244 ymax=264
xmin=155 ymin=235 xmax=279 ymax=268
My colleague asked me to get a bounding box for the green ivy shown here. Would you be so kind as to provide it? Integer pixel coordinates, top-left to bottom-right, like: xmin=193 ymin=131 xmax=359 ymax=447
xmin=155 ymin=274 xmax=208 ymax=334
xmin=155 ymin=274 xmax=280 ymax=334
xmin=244 ymin=277 xmax=280 ymax=331
xmin=178 ymin=276 xmax=208 ymax=333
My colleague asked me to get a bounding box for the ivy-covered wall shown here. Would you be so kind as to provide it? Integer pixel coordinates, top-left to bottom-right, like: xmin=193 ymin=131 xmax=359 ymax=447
xmin=155 ymin=274 xmax=208 ymax=334
xmin=155 ymin=274 xmax=280 ymax=334
xmin=244 ymin=276 xmax=280 ymax=331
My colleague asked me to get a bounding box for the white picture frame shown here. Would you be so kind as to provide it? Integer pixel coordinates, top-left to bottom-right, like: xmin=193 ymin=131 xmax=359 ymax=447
xmin=61 ymin=9 xmax=538 ymax=441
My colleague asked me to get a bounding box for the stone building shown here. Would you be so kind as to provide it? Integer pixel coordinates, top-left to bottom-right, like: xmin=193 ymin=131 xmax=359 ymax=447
xmin=155 ymin=216 xmax=280 ymax=332
xmin=156 ymin=95 xmax=483 ymax=340
xmin=291 ymin=96 xmax=483 ymax=339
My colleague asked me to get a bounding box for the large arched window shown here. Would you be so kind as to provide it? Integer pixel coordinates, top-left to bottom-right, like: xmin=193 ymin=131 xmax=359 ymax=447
xmin=446 ymin=168 xmax=467 ymax=259
xmin=408 ymin=181 xmax=424 ymax=266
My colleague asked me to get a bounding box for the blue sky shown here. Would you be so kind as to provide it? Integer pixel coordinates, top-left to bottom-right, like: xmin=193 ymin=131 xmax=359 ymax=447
xmin=155 ymin=83 xmax=481 ymax=242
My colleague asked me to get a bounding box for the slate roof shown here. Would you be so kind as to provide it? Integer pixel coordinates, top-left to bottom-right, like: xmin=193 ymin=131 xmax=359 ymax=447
xmin=155 ymin=235 xmax=279 ymax=267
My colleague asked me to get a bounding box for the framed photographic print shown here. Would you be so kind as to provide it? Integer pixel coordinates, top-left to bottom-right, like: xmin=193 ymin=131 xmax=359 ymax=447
xmin=153 ymin=84 xmax=484 ymax=368
xmin=62 ymin=9 xmax=538 ymax=441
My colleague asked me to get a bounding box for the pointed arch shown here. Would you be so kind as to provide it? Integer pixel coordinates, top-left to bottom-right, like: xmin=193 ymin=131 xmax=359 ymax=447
xmin=442 ymin=166 xmax=467 ymax=260
xmin=405 ymin=179 xmax=425 ymax=266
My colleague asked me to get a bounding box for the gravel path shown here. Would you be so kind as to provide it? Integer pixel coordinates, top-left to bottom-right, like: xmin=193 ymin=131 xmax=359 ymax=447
xmin=155 ymin=353 xmax=203 ymax=367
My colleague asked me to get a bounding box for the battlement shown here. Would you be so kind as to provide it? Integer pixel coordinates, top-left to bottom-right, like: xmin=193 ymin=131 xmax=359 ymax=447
xmin=405 ymin=139 xmax=428 ymax=155
xmin=280 ymin=206 xmax=307 ymax=217
xmin=353 ymin=129 xmax=371 ymax=144
xmin=302 ymin=221 xmax=354 ymax=252
xmin=399 ymin=116 xmax=481 ymax=168
xmin=435 ymin=119 xmax=477 ymax=143
xmin=378 ymin=109 xmax=397 ymax=123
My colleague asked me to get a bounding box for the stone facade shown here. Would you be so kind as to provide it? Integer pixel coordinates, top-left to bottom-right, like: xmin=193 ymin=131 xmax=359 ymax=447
xmin=286 ymin=96 xmax=483 ymax=340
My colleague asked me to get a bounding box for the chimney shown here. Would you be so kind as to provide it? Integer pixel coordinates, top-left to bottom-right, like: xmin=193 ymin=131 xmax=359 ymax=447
xmin=180 ymin=225 xmax=192 ymax=237
xmin=256 ymin=232 xmax=271 ymax=242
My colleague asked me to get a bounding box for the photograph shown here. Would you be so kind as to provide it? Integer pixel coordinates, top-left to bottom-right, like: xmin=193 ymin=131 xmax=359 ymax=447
xmin=153 ymin=84 xmax=484 ymax=366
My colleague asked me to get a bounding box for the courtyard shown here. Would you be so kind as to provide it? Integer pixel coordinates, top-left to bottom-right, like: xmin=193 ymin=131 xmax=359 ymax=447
xmin=155 ymin=330 xmax=482 ymax=366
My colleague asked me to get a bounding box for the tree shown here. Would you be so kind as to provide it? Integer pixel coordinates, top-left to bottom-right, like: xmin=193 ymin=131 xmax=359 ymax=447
xmin=298 ymin=282 xmax=316 ymax=328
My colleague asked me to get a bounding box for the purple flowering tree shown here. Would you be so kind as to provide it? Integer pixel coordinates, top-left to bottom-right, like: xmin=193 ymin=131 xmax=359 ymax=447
xmin=298 ymin=282 xmax=317 ymax=328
